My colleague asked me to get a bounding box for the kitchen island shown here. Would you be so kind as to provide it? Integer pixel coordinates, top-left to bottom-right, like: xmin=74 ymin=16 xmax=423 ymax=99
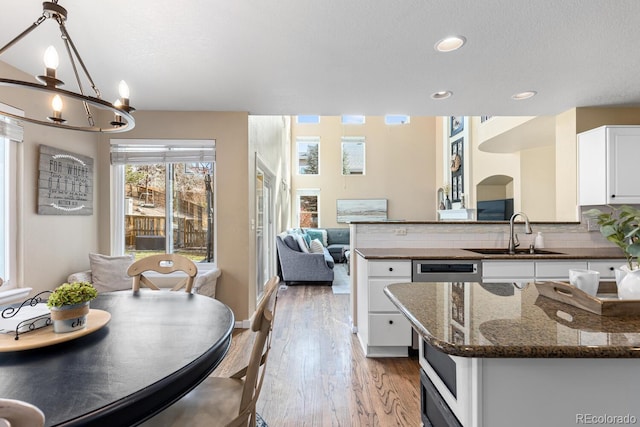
xmin=384 ymin=281 xmax=640 ymax=427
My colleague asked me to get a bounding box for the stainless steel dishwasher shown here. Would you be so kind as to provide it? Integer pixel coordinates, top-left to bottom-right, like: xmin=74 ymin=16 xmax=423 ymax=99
xmin=411 ymin=259 xmax=482 ymax=282
xmin=411 ymin=259 xmax=481 ymax=427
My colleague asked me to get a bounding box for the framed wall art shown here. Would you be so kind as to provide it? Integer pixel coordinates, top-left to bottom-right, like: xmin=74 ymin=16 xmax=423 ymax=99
xmin=336 ymin=199 xmax=387 ymax=223
xmin=450 ymin=137 xmax=464 ymax=202
xmin=37 ymin=144 xmax=93 ymax=215
xmin=450 ymin=116 xmax=464 ymax=137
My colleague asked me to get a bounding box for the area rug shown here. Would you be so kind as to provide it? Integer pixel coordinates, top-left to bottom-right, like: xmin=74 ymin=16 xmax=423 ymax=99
xmin=332 ymin=281 xmax=350 ymax=294
xmin=332 ymin=264 xmax=350 ymax=294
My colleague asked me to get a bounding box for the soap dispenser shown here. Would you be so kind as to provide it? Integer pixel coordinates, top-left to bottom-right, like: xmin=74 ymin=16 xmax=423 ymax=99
xmin=534 ymin=232 xmax=545 ymax=248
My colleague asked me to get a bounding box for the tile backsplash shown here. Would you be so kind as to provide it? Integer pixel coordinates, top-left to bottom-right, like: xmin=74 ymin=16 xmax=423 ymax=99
xmin=351 ymin=222 xmax=612 ymax=250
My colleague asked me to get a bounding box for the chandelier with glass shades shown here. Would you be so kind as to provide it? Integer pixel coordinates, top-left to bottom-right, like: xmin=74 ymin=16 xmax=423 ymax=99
xmin=0 ymin=1 xmax=135 ymax=132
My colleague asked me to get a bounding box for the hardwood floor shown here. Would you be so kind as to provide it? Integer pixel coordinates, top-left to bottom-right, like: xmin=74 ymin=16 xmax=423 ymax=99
xmin=213 ymin=283 xmax=421 ymax=426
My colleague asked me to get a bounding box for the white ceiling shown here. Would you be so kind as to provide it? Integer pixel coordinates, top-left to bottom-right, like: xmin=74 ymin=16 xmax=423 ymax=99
xmin=2 ymin=0 xmax=640 ymax=117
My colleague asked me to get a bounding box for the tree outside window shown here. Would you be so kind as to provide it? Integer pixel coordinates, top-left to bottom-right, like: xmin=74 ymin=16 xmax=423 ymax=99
xmin=342 ymin=138 xmax=365 ymax=175
xmin=124 ymin=162 xmax=214 ymax=262
xmin=297 ymin=138 xmax=319 ymax=175
xmin=299 ymin=195 xmax=318 ymax=228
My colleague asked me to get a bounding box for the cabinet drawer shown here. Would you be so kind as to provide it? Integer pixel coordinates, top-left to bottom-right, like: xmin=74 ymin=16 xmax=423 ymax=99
xmin=535 ymin=261 xmax=588 ymax=279
xmin=588 ymin=260 xmax=626 ymax=279
xmin=368 ymin=313 xmax=411 ymax=346
xmin=482 ymin=261 xmax=534 ymax=278
xmin=369 ymin=278 xmax=410 ymax=311
xmin=368 ymin=261 xmax=411 ymax=277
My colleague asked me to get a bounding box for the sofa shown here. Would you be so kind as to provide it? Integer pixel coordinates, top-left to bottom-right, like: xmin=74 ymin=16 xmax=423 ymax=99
xmin=276 ymin=234 xmax=334 ymax=285
xmin=304 ymin=228 xmax=350 ymax=263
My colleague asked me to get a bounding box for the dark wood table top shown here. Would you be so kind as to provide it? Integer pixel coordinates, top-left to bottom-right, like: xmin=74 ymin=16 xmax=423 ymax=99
xmin=0 ymin=290 xmax=234 ymax=426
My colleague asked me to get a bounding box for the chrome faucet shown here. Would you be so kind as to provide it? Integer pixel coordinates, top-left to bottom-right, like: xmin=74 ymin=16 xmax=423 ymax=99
xmin=508 ymin=212 xmax=533 ymax=254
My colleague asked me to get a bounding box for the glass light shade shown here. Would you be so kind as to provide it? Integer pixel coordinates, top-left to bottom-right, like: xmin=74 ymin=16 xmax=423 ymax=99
xmin=43 ymin=46 xmax=59 ymax=69
xmin=118 ymin=80 xmax=130 ymax=99
xmin=51 ymin=94 xmax=63 ymax=112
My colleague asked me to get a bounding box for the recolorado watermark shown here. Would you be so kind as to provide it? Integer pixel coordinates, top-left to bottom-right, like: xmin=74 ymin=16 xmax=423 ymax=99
xmin=576 ymin=413 xmax=637 ymax=424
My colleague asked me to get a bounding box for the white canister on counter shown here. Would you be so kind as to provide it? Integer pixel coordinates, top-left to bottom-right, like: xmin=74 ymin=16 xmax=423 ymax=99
xmin=534 ymin=232 xmax=545 ymax=248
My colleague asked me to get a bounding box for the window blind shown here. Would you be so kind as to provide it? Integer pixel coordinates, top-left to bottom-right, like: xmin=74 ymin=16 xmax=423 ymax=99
xmin=110 ymin=140 xmax=215 ymax=164
xmin=0 ymin=115 xmax=24 ymax=143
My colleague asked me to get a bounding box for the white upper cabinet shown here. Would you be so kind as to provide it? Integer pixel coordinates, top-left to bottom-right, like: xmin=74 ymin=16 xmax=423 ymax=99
xmin=578 ymin=125 xmax=640 ymax=205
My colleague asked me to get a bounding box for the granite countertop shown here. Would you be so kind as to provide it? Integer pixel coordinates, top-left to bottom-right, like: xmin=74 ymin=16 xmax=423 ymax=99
xmin=385 ymin=281 xmax=640 ymax=358
xmin=355 ymin=247 xmax=625 ymax=260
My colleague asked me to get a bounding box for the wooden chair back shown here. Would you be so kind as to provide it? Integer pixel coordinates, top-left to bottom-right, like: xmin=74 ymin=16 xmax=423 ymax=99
xmin=127 ymin=254 xmax=198 ymax=293
xmin=230 ymin=276 xmax=280 ymax=426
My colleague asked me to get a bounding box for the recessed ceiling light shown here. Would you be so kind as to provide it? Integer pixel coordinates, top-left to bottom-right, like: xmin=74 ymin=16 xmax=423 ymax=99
xmin=511 ymin=91 xmax=537 ymax=100
xmin=431 ymin=91 xmax=453 ymax=100
xmin=434 ymin=36 xmax=466 ymax=52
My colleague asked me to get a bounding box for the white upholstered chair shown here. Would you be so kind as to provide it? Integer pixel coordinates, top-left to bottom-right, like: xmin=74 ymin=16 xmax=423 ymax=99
xmin=141 ymin=276 xmax=280 ymax=427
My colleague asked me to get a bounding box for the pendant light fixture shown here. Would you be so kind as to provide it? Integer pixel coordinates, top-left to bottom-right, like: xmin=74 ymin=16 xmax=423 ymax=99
xmin=0 ymin=1 xmax=135 ymax=132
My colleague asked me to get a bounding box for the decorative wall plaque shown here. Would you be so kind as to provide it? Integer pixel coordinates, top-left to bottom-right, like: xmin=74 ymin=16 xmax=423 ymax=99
xmin=450 ymin=137 xmax=464 ymax=202
xmin=37 ymin=145 xmax=93 ymax=215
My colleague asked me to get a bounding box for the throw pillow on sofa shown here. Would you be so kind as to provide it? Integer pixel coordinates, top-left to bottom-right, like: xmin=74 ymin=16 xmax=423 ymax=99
xmin=89 ymin=253 xmax=135 ymax=293
xmin=283 ymin=235 xmax=301 ymax=251
xmin=306 ymin=229 xmax=328 ymax=246
xmin=309 ymin=239 xmax=325 ymax=254
xmin=294 ymin=234 xmax=309 ymax=253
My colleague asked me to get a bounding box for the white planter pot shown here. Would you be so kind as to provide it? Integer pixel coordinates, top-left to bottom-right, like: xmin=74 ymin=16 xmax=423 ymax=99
xmin=617 ymin=266 xmax=640 ymax=300
xmin=49 ymin=302 xmax=90 ymax=333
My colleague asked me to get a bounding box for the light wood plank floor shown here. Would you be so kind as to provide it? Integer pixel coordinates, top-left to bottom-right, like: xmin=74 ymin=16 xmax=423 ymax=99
xmin=213 ymin=281 xmax=421 ymax=427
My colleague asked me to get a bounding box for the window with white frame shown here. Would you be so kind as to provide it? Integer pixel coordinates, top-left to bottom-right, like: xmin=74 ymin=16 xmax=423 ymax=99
xmin=342 ymin=136 xmax=365 ymax=175
xmin=341 ymin=115 xmax=365 ymax=125
xmin=297 ymin=137 xmax=320 ymax=175
xmin=110 ymin=140 xmax=216 ymax=264
xmin=0 ymin=106 xmax=23 ymax=286
xmin=296 ymin=115 xmax=320 ymax=124
xmin=296 ymin=189 xmax=320 ymax=228
xmin=385 ymin=114 xmax=410 ymax=125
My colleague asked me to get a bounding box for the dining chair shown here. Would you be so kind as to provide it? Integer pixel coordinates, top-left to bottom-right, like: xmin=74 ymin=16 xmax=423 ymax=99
xmin=140 ymin=275 xmax=280 ymax=427
xmin=0 ymin=398 xmax=45 ymax=427
xmin=127 ymin=254 xmax=198 ymax=293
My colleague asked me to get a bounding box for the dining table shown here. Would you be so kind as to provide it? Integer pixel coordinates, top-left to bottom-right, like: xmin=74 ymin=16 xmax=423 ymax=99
xmin=0 ymin=289 xmax=235 ymax=426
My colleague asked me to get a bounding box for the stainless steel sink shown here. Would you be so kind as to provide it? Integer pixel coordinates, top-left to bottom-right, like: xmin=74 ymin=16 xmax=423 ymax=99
xmin=464 ymin=248 xmax=563 ymax=255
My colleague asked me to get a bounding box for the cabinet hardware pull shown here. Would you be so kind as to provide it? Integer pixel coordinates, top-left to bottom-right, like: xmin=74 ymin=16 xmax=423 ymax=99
xmin=388 ymin=320 xmax=394 ymax=325
xmin=389 ymin=267 xmax=393 ymax=271
xmin=610 ymin=267 xmax=614 ymax=271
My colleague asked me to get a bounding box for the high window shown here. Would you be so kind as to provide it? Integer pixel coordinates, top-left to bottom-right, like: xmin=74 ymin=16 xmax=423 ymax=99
xmin=342 ymin=137 xmax=365 ymax=175
xmin=296 ymin=189 xmax=320 ymax=228
xmin=385 ymin=115 xmax=410 ymax=125
xmin=111 ymin=140 xmax=216 ymax=264
xmin=296 ymin=115 xmax=320 ymax=124
xmin=0 ymin=106 xmax=23 ymax=286
xmin=341 ymin=115 xmax=365 ymax=125
xmin=297 ymin=137 xmax=320 ymax=175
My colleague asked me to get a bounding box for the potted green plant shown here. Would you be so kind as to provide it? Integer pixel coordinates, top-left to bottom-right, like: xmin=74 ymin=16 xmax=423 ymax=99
xmin=47 ymin=282 xmax=98 ymax=333
xmin=585 ymin=205 xmax=640 ymax=269
xmin=585 ymin=205 xmax=640 ymax=299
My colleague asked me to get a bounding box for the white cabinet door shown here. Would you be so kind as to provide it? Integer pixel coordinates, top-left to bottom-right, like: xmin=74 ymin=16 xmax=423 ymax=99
xmin=368 ymin=313 xmax=412 ymax=346
xmin=482 ymin=261 xmax=535 ymax=280
xmin=587 ymin=259 xmax=626 ymax=279
xmin=579 ymin=126 xmax=640 ymax=205
xmin=608 ymin=128 xmax=640 ymax=203
xmin=535 ymin=261 xmax=588 ymax=280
